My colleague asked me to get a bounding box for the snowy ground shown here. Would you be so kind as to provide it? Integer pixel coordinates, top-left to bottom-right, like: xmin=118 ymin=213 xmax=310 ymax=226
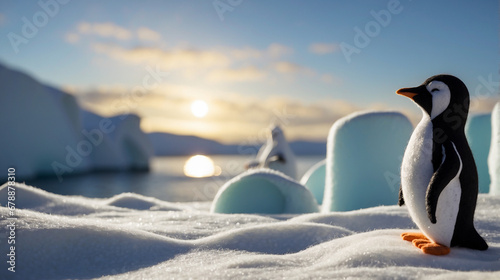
xmin=1 ymin=183 xmax=499 ymax=279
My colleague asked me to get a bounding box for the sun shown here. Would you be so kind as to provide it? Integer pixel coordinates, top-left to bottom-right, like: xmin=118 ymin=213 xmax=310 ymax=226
xmin=191 ymin=100 xmax=208 ymax=118
xmin=184 ymin=155 xmax=218 ymax=178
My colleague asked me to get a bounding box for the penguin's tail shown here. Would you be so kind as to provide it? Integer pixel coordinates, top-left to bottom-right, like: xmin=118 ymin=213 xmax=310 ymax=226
xmin=452 ymin=228 xmax=488 ymax=251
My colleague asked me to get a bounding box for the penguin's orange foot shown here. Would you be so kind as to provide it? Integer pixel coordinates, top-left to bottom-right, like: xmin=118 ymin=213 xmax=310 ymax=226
xmin=420 ymin=243 xmax=450 ymax=255
xmin=401 ymin=232 xmax=450 ymax=255
xmin=401 ymin=232 xmax=427 ymax=242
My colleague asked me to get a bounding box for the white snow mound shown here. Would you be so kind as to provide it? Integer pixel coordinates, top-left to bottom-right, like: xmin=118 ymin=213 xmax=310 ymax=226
xmin=211 ymin=168 xmax=319 ymax=214
xmin=0 ymin=182 xmax=499 ymax=280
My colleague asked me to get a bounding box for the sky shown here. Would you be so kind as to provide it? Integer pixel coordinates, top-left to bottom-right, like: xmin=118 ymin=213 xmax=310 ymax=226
xmin=0 ymin=0 xmax=498 ymax=144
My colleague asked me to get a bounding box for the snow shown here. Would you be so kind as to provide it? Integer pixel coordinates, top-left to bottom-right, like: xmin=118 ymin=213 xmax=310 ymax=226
xmin=323 ymin=111 xmax=413 ymax=212
xmin=300 ymin=159 xmax=326 ymax=204
xmin=466 ymin=113 xmax=492 ymax=193
xmin=489 ymin=102 xmax=500 ymax=195
xmin=1 ymin=182 xmax=499 ymax=280
xmin=0 ymin=63 xmax=153 ymax=181
xmin=210 ymin=168 xmax=319 ymax=214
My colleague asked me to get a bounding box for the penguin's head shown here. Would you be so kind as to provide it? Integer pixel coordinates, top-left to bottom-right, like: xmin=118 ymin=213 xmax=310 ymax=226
xmin=396 ymin=74 xmax=470 ymax=121
xmin=270 ymin=125 xmax=284 ymax=141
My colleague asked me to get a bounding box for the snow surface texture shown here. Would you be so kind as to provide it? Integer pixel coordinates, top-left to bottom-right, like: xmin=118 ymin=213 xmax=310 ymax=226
xmin=211 ymin=169 xmax=319 ymax=214
xmin=490 ymin=102 xmax=500 ymax=195
xmin=247 ymin=125 xmax=297 ymax=179
xmin=0 ymin=63 xmax=153 ymax=180
xmin=323 ymin=111 xmax=413 ymax=212
xmin=466 ymin=113 xmax=492 ymax=193
xmin=300 ymin=159 xmax=326 ymax=204
xmin=1 ymin=182 xmax=499 ymax=280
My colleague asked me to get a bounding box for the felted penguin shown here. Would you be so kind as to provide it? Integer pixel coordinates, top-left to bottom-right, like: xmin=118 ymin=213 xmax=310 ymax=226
xmin=245 ymin=125 xmax=297 ymax=179
xmin=397 ymin=74 xmax=488 ymax=256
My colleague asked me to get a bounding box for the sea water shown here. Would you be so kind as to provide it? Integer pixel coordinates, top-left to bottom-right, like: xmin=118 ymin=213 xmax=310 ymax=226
xmin=25 ymin=155 xmax=323 ymax=202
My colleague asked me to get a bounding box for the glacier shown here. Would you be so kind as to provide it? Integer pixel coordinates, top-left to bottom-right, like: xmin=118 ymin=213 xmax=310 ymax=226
xmin=0 ymin=63 xmax=153 ymax=181
xmin=322 ymin=111 xmax=413 ymax=212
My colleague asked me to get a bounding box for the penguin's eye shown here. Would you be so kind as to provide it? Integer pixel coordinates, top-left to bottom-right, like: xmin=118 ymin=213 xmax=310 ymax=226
xmin=431 ymin=88 xmax=439 ymax=93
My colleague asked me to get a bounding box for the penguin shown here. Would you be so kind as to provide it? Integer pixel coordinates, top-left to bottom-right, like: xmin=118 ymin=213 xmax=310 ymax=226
xmin=245 ymin=125 xmax=297 ymax=179
xmin=396 ymin=74 xmax=488 ymax=256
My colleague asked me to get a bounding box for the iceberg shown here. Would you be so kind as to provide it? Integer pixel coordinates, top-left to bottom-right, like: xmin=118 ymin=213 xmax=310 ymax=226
xmin=465 ymin=113 xmax=492 ymax=193
xmin=300 ymin=159 xmax=326 ymax=204
xmin=489 ymin=102 xmax=500 ymax=195
xmin=0 ymin=63 xmax=89 ymax=179
xmin=322 ymin=111 xmax=413 ymax=212
xmin=81 ymin=110 xmax=153 ymax=171
xmin=0 ymin=63 xmax=153 ymax=181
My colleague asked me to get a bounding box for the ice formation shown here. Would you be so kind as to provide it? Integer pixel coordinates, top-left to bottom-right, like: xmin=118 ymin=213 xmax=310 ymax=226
xmin=246 ymin=125 xmax=297 ymax=179
xmin=211 ymin=169 xmax=319 ymax=214
xmin=81 ymin=110 xmax=153 ymax=171
xmin=0 ymin=63 xmax=153 ymax=180
xmin=0 ymin=64 xmax=88 ymax=178
xmin=489 ymin=102 xmax=500 ymax=195
xmin=465 ymin=113 xmax=492 ymax=193
xmin=322 ymin=111 xmax=413 ymax=212
xmin=300 ymin=159 xmax=326 ymax=204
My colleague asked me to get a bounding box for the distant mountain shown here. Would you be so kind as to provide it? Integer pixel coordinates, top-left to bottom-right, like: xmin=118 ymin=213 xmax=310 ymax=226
xmin=148 ymin=132 xmax=326 ymax=156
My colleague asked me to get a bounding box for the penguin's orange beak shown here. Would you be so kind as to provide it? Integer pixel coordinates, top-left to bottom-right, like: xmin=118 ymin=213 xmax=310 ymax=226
xmin=396 ymin=89 xmax=418 ymax=99
xmin=396 ymin=85 xmax=427 ymax=100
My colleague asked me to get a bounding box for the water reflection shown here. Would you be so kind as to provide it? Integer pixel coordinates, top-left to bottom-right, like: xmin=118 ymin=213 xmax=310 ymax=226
xmin=183 ymin=155 xmax=221 ymax=178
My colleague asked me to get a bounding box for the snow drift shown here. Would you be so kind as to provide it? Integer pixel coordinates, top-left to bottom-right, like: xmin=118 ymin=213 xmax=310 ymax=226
xmin=0 ymin=182 xmax=499 ymax=280
xmin=211 ymin=169 xmax=319 ymax=214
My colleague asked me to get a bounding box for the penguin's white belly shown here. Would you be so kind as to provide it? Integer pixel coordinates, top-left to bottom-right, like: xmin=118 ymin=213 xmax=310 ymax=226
xmin=401 ymin=118 xmax=462 ymax=246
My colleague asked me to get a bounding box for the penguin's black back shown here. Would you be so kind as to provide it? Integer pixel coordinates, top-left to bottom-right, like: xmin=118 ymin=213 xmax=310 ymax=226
xmin=429 ymin=75 xmax=488 ymax=250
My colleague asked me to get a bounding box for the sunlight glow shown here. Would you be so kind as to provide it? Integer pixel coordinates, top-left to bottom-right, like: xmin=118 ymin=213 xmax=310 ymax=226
xmin=191 ymin=100 xmax=208 ymax=118
xmin=183 ymin=155 xmax=220 ymax=178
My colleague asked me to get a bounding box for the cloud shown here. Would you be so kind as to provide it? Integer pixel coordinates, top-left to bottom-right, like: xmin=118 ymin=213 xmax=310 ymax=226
xmin=320 ymin=73 xmax=342 ymax=85
xmin=229 ymin=47 xmax=262 ymax=60
xmin=137 ymin=27 xmax=161 ymax=42
xmin=0 ymin=13 xmax=6 ymax=26
xmin=273 ymin=61 xmax=311 ymax=74
xmin=73 ymin=83 xmax=363 ymax=143
xmin=65 ymin=32 xmax=80 ymax=44
xmin=207 ymin=66 xmax=266 ymax=82
xmin=67 ymin=21 xmax=163 ymax=43
xmin=309 ymin=43 xmax=339 ymax=55
xmin=78 ymin=22 xmax=132 ymax=40
xmin=267 ymin=43 xmax=293 ymax=57
xmin=91 ymin=43 xmax=230 ymax=69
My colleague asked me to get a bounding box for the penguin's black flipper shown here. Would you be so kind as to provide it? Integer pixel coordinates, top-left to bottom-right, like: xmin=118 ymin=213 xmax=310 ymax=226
xmin=426 ymin=141 xmax=461 ymax=223
xmin=398 ymin=185 xmax=405 ymax=206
